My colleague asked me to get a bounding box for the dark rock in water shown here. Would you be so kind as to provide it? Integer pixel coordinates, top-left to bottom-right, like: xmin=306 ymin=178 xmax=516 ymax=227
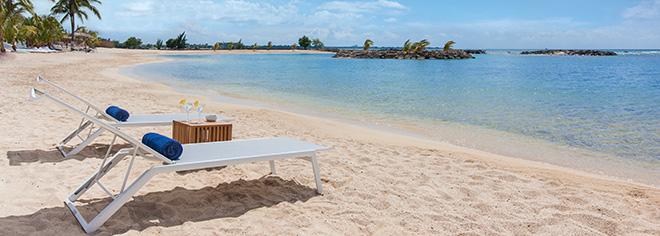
xmin=332 ymin=49 xmax=475 ymax=60
xmin=463 ymin=49 xmax=486 ymax=54
xmin=520 ymin=49 xmax=617 ymax=56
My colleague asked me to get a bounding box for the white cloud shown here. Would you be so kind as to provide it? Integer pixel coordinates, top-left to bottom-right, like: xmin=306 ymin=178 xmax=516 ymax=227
xmin=470 ymin=17 xmax=590 ymax=31
xmin=623 ymin=0 xmax=660 ymax=19
xmin=332 ymin=26 xmax=355 ymax=40
xmin=118 ymin=1 xmax=155 ymax=17
xmin=32 ymin=0 xmax=660 ymax=48
xmin=36 ymin=0 xmax=411 ymax=46
xmin=193 ymin=0 xmax=300 ymax=25
xmin=319 ymin=0 xmax=407 ymax=14
xmin=309 ymin=28 xmax=330 ymax=39
xmin=115 ymin=0 xmax=299 ymax=26
xmin=177 ymin=21 xmax=212 ymax=41
xmin=362 ymin=32 xmax=376 ymax=38
xmin=309 ymin=10 xmax=363 ymax=26
xmin=386 ymin=16 xmax=660 ymax=49
xmin=383 ymin=30 xmax=398 ymax=39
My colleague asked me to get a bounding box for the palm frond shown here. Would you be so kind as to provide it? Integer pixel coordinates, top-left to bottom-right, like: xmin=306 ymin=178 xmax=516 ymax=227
xmin=402 ymin=39 xmax=411 ymax=52
xmin=443 ymin=41 xmax=455 ymax=52
xmin=252 ymin=43 xmax=259 ymax=51
xmin=363 ymin=39 xmax=374 ymax=51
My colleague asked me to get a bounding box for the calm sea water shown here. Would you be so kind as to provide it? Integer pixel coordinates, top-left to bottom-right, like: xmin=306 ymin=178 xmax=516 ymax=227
xmin=128 ymin=50 xmax=660 ymax=183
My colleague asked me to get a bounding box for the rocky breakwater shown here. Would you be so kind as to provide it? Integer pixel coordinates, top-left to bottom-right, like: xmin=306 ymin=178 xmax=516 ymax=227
xmin=521 ymin=49 xmax=617 ymax=56
xmin=332 ymin=49 xmax=475 ymax=59
xmin=463 ymin=49 xmax=486 ymax=54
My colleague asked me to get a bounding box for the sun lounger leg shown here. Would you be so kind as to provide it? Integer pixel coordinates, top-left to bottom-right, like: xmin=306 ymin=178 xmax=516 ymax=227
xmin=66 ymin=158 xmax=160 ymax=233
xmin=58 ymin=125 xmax=106 ymax=157
xmin=65 ymin=127 xmax=106 ymax=157
xmin=67 ymin=149 xmax=129 ymax=202
xmin=58 ymin=121 xmax=94 ymax=156
xmin=269 ymin=160 xmax=276 ymax=174
xmin=311 ymin=153 xmax=323 ymax=194
xmin=59 ymin=121 xmax=92 ymax=145
xmin=84 ymin=169 xmax=158 ymax=233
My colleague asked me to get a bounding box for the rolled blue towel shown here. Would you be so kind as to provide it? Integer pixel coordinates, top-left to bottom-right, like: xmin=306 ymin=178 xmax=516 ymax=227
xmin=105 ymin=106 xmax=130 ymax=122
xmin=142 ymin=133 xmax=183 ymax=160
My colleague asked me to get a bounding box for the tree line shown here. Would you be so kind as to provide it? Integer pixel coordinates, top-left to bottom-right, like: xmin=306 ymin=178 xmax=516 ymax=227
xmin=3 ymin=1 xmax=454 ymax=53
xmin=114 ymin=34 xmax=326 ymax=51
xmin=1 ymin=0 xmax=102 ymax=52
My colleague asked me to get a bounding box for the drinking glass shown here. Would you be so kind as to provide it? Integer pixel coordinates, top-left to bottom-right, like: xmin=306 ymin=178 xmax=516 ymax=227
xmin=183 ymin=103 xmax=193 ymax=122
xmin=196 ymin=104 xmax=205 ymax=123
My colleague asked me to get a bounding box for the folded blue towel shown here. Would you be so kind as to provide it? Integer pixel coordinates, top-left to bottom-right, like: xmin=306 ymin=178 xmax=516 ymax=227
xmin=105 ymin=106 xmax=130 ymax=122
xmin=142 ymin=133 xmax=183 ymax=160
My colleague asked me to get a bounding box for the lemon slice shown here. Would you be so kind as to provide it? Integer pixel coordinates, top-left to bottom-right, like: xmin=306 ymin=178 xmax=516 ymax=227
xmin=179 ymin=99 xmax=186 ymax=105
xmin=194 ymin=101 xmax=199 ymax=107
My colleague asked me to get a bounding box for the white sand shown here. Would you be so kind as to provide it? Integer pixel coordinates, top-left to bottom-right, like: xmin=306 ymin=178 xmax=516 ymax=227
xmin=1 ymin=48 xmax=660 ymax=235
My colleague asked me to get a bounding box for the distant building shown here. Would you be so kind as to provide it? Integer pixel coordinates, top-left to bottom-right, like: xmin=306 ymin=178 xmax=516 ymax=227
xmin=99 ymin=40 xmax=115 ymax=48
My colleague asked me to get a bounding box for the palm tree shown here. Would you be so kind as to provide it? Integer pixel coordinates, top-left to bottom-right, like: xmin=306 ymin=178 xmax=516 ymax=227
xmin=12 ymin=14 xmax=62 ymax=48
xmin=252 ymin=43 xmax=259 ymax=51
xmin=155 ymin=39 xmax=163 ymax=49
xmin=412 ymin=39 xmax=430 ymax=52
xmin=291 ymin=43 xmax=297 ymax=51
xmin=363 ymin=39 xmax=373 ymax=51
xmin=213 ymin=42 xmax=219 ymax=51
xmin=51 ymin=0 xmax=101 ymax=50
xmin=41 ymin=15 xmax=64 ymax=45
xmin=228 ymin=42 xmax=234 ymax=50
xmin=3 ymin=7 xmax=25 ymax=51
xmin=402 ymin=39 xmax=411 ymax=52
xmin=17 ymin=23 xmax=36 ymax=46
xmin=1 ymin=0 xmax=35 ymax=52
xmin=267 ymin=41 xmax=272 ymax=50
xmin=443 ymin=41 xmax=455 ymax=51
xmin=173 ymin=31 xmax=186 ymax=49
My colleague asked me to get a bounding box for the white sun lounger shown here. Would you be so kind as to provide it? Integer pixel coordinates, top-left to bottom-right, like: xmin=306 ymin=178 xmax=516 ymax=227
xmin=36 ymin=76 xmax=234 ymax=157
xmin=30 ymin=88 xmax=329 ymax=233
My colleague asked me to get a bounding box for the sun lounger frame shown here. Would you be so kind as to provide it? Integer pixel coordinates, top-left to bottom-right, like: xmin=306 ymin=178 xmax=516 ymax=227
xmin=36 ymin=76 xmax=234 ymax=157
xmin=30 ymin=88 xmax=328 ymax=233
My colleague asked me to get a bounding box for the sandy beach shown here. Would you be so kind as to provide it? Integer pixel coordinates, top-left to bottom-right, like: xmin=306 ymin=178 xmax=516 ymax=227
xmin=1 ymin=48 xmax=660 ymax=235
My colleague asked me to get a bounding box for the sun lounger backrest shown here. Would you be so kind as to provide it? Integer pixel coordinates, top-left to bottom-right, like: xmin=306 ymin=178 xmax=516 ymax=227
xmin=30 ymin=88 xmax=173 ymax=163
xmin=36 ymin=76 xmax=119 ymax=122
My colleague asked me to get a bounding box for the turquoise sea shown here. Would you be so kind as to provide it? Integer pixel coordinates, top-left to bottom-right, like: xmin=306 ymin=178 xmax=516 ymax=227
xmin=126 ymin=50 xmax=660 ymax=185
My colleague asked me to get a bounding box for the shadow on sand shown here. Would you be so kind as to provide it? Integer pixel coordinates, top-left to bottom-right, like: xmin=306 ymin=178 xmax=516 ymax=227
xmin=7 ymin=143 xmax=136 ymax=166
xmin=0 ymin=176 xmax=318 ymax=235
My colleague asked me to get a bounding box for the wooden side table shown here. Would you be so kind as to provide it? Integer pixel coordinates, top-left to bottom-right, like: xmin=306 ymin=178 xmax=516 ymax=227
xmin=172 ymin=120 xmax=232 ymax=144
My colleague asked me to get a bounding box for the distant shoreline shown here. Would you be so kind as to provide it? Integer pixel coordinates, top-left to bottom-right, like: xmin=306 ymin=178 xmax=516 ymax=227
xmin=520 ymin=49 xmax=617 ymax=56
xmin=332 ymin=49 xmax=475 ymax=59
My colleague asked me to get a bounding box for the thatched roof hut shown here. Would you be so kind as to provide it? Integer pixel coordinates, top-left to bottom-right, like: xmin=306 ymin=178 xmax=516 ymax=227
xmin=61 ymin=31 xmax=94 ymax=44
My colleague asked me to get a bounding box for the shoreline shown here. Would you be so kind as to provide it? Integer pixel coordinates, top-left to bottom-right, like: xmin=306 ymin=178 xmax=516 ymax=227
xmin=2 ymin=48 xmax=660 ymax=234
xmin=126 ymin=51 xmax=660 ymax=187
xmin=125 ymin=60 xmax=659 ymax=189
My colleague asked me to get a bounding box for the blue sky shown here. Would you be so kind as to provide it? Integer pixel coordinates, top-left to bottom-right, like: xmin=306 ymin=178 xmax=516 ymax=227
xmin=33 ymin=0 xmax=660 ymax=49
